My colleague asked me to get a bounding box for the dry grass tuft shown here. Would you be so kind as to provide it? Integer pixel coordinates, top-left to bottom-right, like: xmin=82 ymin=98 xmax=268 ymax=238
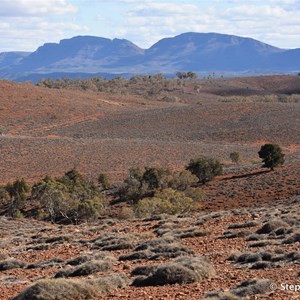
xmin=132 ymin=256 xmax=215 ymax=286
xmin=13 ymin=274 xmax=130 ymax=300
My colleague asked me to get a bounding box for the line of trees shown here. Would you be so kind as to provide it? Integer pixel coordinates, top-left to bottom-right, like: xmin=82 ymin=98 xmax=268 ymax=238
xmin=36 ymin=72 xmax=201 ymax=100
xmin=0 ymin=155 xmax=224 ymax=223
xmin=0 ymin=144 xmax=285 ymax=223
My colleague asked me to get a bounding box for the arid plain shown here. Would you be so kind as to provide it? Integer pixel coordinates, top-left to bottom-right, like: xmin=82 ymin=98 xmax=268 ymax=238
xmin=1 ymin=75 xmax=300 ymax=299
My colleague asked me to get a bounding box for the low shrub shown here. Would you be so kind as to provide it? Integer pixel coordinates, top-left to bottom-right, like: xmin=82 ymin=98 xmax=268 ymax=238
xmin=231 ymin=279 xmax=272 ymax=298
xmin=13 ymin=274 xmax=130 ymax=300
xmin=0 ymin=258 xmax=27 ymax=271
xmin=55 ymin=258 xmax=114 ymax=278
xmin=205 ymin=279 xmax=272 ymax=299
xmin=205 ymin=291 xmax=240 ymax=299
xmin=256 ymin=219 xmax=289 ymax=234
xmin=282 ymin=232 xmax=300 ymax=244
xmin=91 ymin=234 xmax=134 ymax=251
xmin=131 ymin=256 xmax=215 ymax=286
xmin=228 ymin=221 xmax=258 ymax=229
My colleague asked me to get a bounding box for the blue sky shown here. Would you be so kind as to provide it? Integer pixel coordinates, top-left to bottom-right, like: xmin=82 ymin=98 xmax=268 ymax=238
xmin=1 ymin=0 xmax=300 ymax=52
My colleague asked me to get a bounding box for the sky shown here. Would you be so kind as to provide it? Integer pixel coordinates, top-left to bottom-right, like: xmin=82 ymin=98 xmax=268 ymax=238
xmin=1 ymin=0 xmax=300 ymax=52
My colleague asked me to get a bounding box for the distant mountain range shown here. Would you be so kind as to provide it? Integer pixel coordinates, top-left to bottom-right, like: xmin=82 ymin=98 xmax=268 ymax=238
xmin=1 ymin=32 xmax=300 ymax=81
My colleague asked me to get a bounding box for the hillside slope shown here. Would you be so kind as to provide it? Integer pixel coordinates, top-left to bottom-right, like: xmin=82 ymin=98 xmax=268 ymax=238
xmin=0 ymin=75 xmax=300 ymax=185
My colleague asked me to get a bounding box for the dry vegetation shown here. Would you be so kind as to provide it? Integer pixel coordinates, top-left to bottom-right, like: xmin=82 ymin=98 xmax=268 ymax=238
xmin=1 ymin=74 xmax=300 ymax=299
xmin=1 ymin=196 xmax=300 ymax=299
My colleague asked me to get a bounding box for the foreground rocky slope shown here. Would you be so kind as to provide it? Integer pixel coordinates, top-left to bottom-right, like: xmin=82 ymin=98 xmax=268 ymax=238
xmin=0 ymin=194 xmax=299 ymax=299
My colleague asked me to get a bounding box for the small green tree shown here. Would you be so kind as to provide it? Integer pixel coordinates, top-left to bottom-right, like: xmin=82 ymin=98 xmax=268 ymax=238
xmin=186 ymin=156 xmax=223 ymax=184
xmin=32 ymin=170 xmax=106 ymax=223
xmin=258 ymin=144 xmax=285 ymax=170
xmin=118 ymin=167 xmax=146 ymax=203
xmin=142 ymin=167 xmax=164 ymax=190
xmin=5 ymin=179 xmax=29 ymax=216
xmin=31 ymin=177 xmax=76 ymax=223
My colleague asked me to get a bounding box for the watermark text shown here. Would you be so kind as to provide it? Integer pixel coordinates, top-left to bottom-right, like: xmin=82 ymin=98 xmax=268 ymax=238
xmin=270 ymin=283 xmax=300 ymax=292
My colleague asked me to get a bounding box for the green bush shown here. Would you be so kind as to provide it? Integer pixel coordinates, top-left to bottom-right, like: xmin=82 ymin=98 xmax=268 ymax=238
xmin=163 ymin=170 xmax=198 ymax=191
xmin=116 ymin=206 xmax=135 ymax=220
xmin=134 ymin=188 xmax=194 ymax=218
xmin=118 ymin=177 xmax=148 ymax=203
xmin=118 ymin=167 xmax=199 ymax=203
xmin=184 ymin=187 xmax=206 ymax=202
xmin=186 ymin=156 xmax=223 ymax=184
xmin=77 ymin=196 xmax=105 ymax=222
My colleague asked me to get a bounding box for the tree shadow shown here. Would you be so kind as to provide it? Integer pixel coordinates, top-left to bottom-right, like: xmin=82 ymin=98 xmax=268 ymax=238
xmin=223 ymin=169 xmax=270 ymax=181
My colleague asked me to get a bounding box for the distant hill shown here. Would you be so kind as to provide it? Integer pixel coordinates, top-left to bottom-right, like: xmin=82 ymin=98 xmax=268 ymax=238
xmin=0 ymin=51 xmax=31 ymax=69
xmin=0 ymin=32 xmax=300 ymax=81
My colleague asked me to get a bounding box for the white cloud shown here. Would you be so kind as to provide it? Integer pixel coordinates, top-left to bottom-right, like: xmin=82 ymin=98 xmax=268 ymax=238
xmin=0 ymin=23 xmax=88 ymax=52
xmin=0 ymin=19 xmax=89 ymax=52
xmin=128 ymin=2 xmax=198 ymax=16
xmin=0 ymin=0 xmax=84 ymax=51
xmin=110 ymin=1 xmax=300 ymax=49
xmin=0 ymin=0 xmax=77 ymax=17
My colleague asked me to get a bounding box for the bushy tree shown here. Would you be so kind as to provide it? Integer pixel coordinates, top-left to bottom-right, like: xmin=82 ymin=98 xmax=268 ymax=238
xmin=142 ymin=167 xmax=164 ymax=190
xmin=118 ymin=167 xmax=147 ymax=203
xmin=176 ymin=71 xmax=197 ymax=80
xmin=118 ymin=177 xmax=148 ymax=203
xmin=31 ymin=177 xmax=74 ymax=223
xmin=32 ymin=169 xmax=106 ymax=223
xmin=258 ymin=144 xmax=285 ymax=170
xmin=118 ymin=167 xmax=168 ymax=203
xmin=187 ymin=71 xmax=198 ymax=80
xmin=186 ymin=156 xmax=223 ymax=184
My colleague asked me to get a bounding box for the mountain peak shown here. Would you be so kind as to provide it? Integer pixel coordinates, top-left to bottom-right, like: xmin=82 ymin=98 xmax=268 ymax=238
xmin=0 ymin=32 xmax=299 ymax=80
